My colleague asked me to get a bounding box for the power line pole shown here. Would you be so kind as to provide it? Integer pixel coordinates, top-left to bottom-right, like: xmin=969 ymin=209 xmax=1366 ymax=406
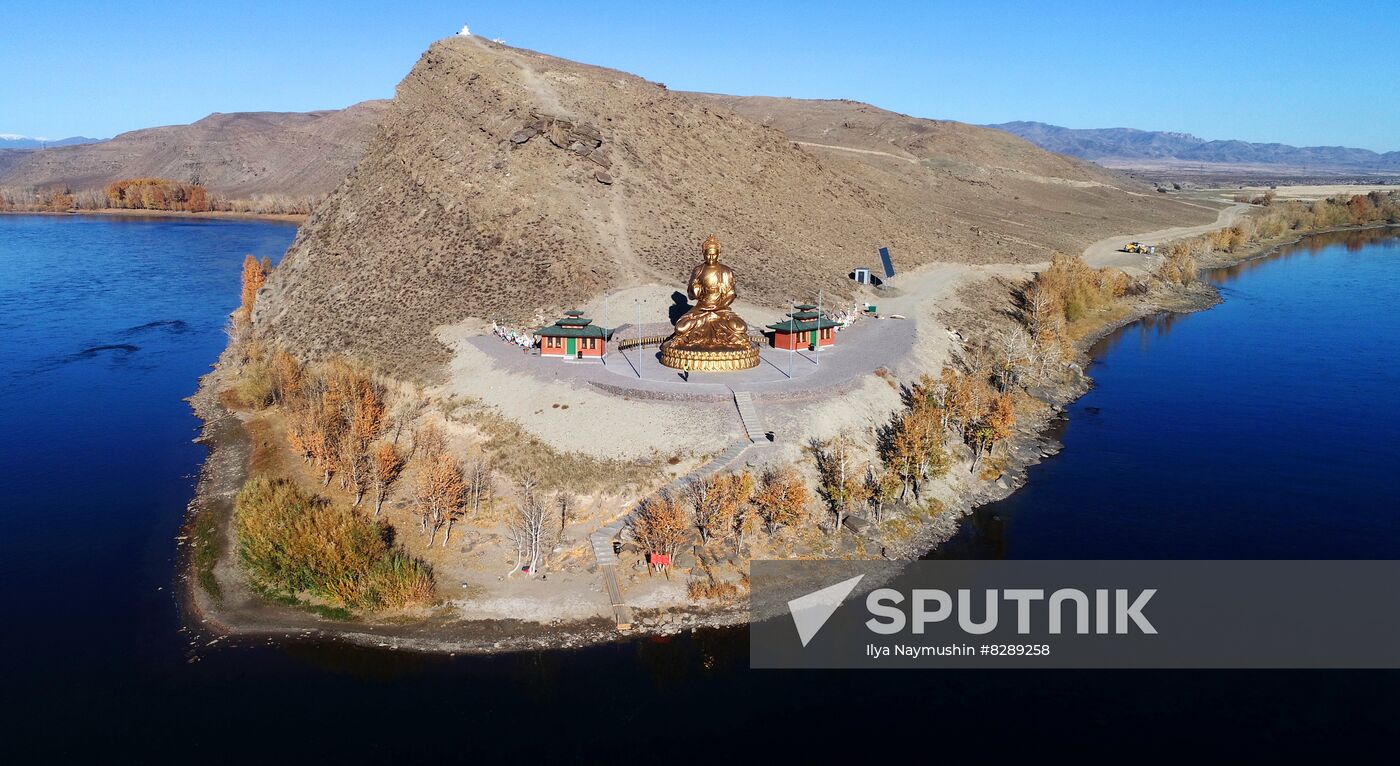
xmin=816 ymin=289 xmax=822 ymax=368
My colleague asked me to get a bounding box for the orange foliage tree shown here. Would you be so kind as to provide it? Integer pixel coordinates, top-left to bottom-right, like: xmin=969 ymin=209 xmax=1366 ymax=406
xmin=686 ymin=471 xmax=753 ymax=546
xmin=629 ymin=490 xmax=688 ymax=566
xmin=237 ymin=255 xmax=270 ymax=321
xmin=268 ymin=347 xmax=303 ymax=404
xmin=279 ymin=359 xmax=386 ymax=492
xmin=879 ymin=374 xmax=950 ymax=500
xmin=968 ymin=392 xmax=1017 ymax=473
xmin=370 ymin=442 xmax=406 ymax=517
xmin=752 ymin=466 xmax=809 ymax=535
xmin=414 ymin=452 xmax=466 ymax=546
xmin=104 ymin=178 xmax=210 ymax=212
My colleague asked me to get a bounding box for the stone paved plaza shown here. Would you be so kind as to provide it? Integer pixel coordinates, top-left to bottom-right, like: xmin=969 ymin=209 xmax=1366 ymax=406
xmin=469 ymin=316 xmax=916 ymax=402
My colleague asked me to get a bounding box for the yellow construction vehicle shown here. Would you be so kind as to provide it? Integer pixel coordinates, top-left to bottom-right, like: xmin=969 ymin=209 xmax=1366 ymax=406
xmin=1121 ymin=241 xmax=1155 ymax=254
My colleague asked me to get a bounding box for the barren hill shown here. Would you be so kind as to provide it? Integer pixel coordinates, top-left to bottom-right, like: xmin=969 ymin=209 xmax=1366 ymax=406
xmin=254 ymin=36 xmax=1214 ymax=374
xmin=0 ymin=101 xmax=389 ymax=197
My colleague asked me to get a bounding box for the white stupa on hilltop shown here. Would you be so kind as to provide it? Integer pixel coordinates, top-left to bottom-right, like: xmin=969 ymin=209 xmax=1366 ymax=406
xmin=458 ymin=25 xmax=471 ymax=36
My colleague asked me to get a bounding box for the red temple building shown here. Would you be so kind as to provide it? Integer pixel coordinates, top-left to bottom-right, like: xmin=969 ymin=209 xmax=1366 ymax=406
xmin=537 ymin=310 xmax=613 ymax=360
xmin=767 ymin=304 xmax=838 ymax=351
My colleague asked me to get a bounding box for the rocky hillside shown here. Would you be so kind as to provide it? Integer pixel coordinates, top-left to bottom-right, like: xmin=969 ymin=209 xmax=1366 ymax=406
xmin=254 ymin=36 xmax=1213 ymax=374
xmin=0 ymin=102 xmax=389 ymax=197
xmin=990 ymin=120 xmax=1400 ymax=174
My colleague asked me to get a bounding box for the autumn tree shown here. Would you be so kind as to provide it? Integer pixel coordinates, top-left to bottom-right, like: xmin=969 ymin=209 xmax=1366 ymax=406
xmin=629 ymin=490 xmax=688 ymax=569
xmin=285 ymin=390 xmax=336 ymax=485
xmin=337 ymin=430 xmax=373 ymax=505
xmin=812 ymin=436 xmax=869 ymax=534
xmin=969 ymin=393 xmax=1017 ymax=473
xmin=268 ymin=347 xmax=304 ymax=404
xmin=864 ymin=466 xmax=902 ymax=524
xmin=238 ymin=254 xmax=269 ymax=322
xmin=104 ymin=178 xmax=209 ymax=212
xmin=686 ymin=475 xmax=728 ymax=546
xmin=752 ymin=466 xmax=808 ymax=535
xmin=370 ymin=442 xmax=405 ymax=517
xmin=685 ymin=472 xmax=753 ymax=548
xmin=1020 ymin=280 xmax=1068 ymax=365
xmin=726 ymin=472 xmax=756 ymax=554
xmin=289 ymin=363 xmax=387 ymax=503
xmin=939 ymin=368 xmax=989 ymax=444
xmin=185 ymin=185 xmax=210 ymax=213
xmin=879 ymin=378 xmax=950 ymax=500
xmin=414 ymin=451 xmax=466 ymax=546
xmin=45 ymin=188 xmax=73 ymax=212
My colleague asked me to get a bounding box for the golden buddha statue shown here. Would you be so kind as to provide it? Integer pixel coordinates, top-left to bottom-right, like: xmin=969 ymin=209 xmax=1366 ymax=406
xmin=660 ymin=235 xmax=761 ymax=372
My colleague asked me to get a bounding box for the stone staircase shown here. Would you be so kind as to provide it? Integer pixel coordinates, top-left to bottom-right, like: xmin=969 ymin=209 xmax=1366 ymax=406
xmin=732 ymin=390 xmax=765 ymax=443
xmin=588 ymin=437 xmax=752 ymax=630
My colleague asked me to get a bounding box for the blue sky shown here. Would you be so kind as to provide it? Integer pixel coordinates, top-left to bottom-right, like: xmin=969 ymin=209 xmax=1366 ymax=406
xmin=2 ymin=1 xmax=1397 ymax=151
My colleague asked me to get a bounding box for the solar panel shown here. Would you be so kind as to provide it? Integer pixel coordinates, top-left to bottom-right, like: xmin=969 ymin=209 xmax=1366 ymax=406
xmin=878 ymin=247 xmax=895 ymax=278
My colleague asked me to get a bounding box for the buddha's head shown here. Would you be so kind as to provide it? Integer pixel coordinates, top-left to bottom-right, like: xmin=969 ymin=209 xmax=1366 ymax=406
xmin=702 ymin=234 xmax=721 ymax=262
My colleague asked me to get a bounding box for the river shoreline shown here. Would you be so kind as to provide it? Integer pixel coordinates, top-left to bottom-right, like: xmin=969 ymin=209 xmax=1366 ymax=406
xmin=0 ymin=208 xmax=307 ymax=224
xmin=178 ymin=223 xmax=1394 ymax=655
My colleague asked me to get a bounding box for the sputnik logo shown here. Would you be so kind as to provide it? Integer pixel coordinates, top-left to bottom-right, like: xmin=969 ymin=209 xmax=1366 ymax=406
xmin=787 ymin=575 xmax=865 ymax=647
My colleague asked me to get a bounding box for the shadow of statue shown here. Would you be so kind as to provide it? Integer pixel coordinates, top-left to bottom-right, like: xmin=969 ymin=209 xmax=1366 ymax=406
xmin=668 ymin=291 xmax=691 ymax=325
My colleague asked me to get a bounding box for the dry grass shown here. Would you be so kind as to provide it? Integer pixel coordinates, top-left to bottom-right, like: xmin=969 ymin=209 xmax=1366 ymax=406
xmin=687 ymin=579 xmax=740 ymax=602
xmin=233 ymin=477 xmax=434 ymax=611
xmin=450 ymin=400 xmax=665 ymax=493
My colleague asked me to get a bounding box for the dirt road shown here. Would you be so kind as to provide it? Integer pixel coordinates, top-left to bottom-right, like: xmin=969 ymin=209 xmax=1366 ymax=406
xmin=1083 ymin=202 xmax=1250 ymax=272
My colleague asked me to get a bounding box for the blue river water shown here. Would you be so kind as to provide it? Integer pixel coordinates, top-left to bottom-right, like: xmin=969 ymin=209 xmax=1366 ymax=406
xmin=0 ymin=215 xmax=1395 ymax=757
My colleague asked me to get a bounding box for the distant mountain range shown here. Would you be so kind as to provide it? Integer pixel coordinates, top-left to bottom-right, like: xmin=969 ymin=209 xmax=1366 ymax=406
xmin=988 ymin=121 xmax=1400 ymax=174
xmin=0 ymin=134 xmax=102 ymax=149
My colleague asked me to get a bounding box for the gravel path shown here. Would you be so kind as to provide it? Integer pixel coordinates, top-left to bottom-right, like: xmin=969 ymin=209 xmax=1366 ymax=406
xmin=1082 ymin=202 xmax=1248 ymax=273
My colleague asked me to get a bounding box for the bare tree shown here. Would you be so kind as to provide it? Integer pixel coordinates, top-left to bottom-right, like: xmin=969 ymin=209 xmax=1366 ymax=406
xmin=506 ymin=476 xmax=548 ymax=577
xmin=556 ymin=491 xmax=575 ymax=537
xmin=987 ymin=325 xmax=1037 ymax=393
xmin=464 ymin=454 xmax=493 ymax=523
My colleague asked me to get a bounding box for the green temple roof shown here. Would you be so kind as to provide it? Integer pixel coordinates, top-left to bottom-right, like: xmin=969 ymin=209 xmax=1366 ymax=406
xmin=537 ymin=314 xmax=612 ymax=339
xmin=767 ymin=317 xmax=840 ymax=333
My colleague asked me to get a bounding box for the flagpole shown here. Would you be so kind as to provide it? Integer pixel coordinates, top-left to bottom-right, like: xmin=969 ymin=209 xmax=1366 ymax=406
xmin=816 ymin=289 xmax=822 ymax=368
xmin=787 ymin=298 xmax=794 ymax=380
